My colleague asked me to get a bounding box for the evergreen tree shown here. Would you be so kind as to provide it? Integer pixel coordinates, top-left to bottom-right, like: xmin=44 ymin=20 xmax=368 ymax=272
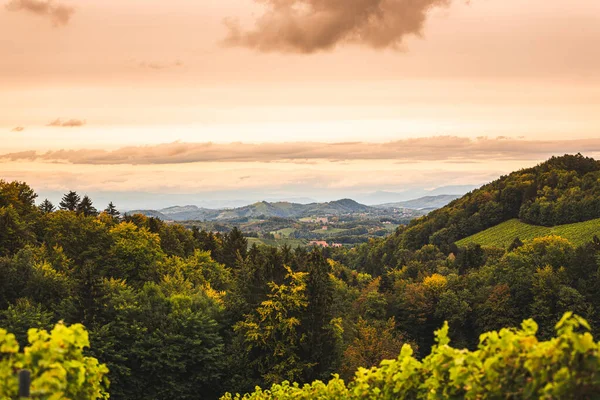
xmin=301 ymin=249 xmax=338 ymax=381
xmin=508 ymin=237 xmax=525 ymax=252
xmin=592 ymin=235 xmax=600 ymax=251
xmin=38 ymin=199 xmax=56 ymax=214
xmin=59 ymin=191 xmax=81 ymax=211
xmin=77 ymin=195 xmax=98 ymax=217
xmin=104 ymin=202 xmax=120 ymax=218
xmin=234 ymin=267 xmax=311 ymax=385
xmin=223 ymin=227 xmax=248 ymax=268
xmin=0 ymin=206 xmax=33 ymax=256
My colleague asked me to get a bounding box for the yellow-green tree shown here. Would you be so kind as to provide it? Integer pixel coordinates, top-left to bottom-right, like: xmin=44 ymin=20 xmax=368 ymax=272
xmin=0 ymin=322 xmax=109 ymax=399
xmin=234 ymin=267 xmax=312 ymax=385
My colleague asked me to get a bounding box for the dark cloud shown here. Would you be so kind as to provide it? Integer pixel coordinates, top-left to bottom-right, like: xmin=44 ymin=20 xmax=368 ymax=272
xmin=2 ymin=137 xmax=600 ymax=165
xmin=11 ymin=126 xmax=25 ymax=132
xmin=139 ymin=60 xmax=184 ymax=70
xmin=5 ymin=0 xmax=75 ymax=27
xmin=47 ymin=118 xmax=86 ymax=127
xmin=224 ymin=0 xmax=452 ymax=53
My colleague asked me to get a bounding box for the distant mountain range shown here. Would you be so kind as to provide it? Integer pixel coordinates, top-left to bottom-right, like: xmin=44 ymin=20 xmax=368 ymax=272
xmin=355 ymin=185 xmax=478 ymax=205
xmin=127 ymin=195 xmax=457 ymax=222
xmin=374 ymin=195 xmax=461 ymax=210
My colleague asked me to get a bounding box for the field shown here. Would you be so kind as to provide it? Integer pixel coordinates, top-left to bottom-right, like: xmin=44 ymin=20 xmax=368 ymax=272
xmin=311 ymin=227 xmax=348 ymax=235
xmin=271 ymin=228 xmax=297 ymax=238
xmin=456 ymin=218 xmax=600 ymax=248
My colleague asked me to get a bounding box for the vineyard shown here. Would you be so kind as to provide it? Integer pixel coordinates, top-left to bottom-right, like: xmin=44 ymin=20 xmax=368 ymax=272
xmin=456 ymin=218 xmax=600 ymax=248
xmin=221 ymin=313 xmax=600 ymax=399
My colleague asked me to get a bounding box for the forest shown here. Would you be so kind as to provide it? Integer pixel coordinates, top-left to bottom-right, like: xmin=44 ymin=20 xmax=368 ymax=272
xmin=2 ymin=154 xmax=600 ymax=398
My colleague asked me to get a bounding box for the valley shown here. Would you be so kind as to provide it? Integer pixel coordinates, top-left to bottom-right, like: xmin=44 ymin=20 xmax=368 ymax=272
xmin=128 ymin=196 xmax=455 ymax=247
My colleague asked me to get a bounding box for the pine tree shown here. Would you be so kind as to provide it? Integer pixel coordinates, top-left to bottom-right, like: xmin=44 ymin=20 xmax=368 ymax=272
xmin=234 ymin=267 xmax=311 ymax=385
xmin=223 ymin=227 xmax=248 ymax=268
xmin=508 ymin=237 xmax=524 ymax=252
xmin=38 ymin=199 xmax=55 ymax=214
xmin=59 ymin=191 xmax=81 ymax=211
xmin=592 ymin=235 xmax=600 ymax=251
xmin=301 ymin=249 xmax=338 ymax=381
xmin=104 ymin=202 xmax=120 ymax=218
xmin=77 ymin=195 xmax=98 ymax=217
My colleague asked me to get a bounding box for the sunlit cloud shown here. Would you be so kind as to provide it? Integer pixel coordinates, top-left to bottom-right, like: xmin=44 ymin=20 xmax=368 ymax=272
xmin=5 ymin=0 xmax=75 ymax=27
xmin=224 ymin=0 xmax=453 ymax=53
xmin=139 ymin=60 xmax=184 ymax=70
xmin=47 ymin=118 xmax=86 ymax=127
xmin=11 ymin=126 xmax=25 ymax=132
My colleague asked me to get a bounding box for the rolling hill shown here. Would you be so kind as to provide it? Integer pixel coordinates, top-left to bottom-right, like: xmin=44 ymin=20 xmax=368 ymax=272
xmin=456 ymin=218 xmax=600 ymax=248
xmin=397 ymin=154 xmax=600 ymax=250
xmin=128 ymin=198 xmax=381 ymax=221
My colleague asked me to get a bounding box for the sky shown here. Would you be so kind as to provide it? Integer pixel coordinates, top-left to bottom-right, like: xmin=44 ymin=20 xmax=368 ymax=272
xmin=1 ymin=0 xmax=599 ymax=209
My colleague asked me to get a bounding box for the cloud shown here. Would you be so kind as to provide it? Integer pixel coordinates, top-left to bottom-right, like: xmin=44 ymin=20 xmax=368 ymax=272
xmin=2 ymin=137 xmax=600 ymax=165
xmin=224 ymin=0 xmax=452 ymax=53
xmin=139 ymin=60 xmax=184 ymax=70
xmin=5 ymin=0 xmax=75 ymax=27
xmin=47 ymin=118 xmax=86 ymax=127
xmin=11 ymin=126 xmax=25 ymax=132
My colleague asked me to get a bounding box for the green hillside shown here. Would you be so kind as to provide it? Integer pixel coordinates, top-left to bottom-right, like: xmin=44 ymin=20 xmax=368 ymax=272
xmin=397 ymin=154 xmax=600 ymax=251
xmin=456 ymin=218 xmax=600 ymax=248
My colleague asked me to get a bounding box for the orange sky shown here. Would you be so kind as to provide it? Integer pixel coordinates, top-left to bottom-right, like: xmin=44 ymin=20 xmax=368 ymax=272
xmin=1 ymin=0 xmax=599 ymax=207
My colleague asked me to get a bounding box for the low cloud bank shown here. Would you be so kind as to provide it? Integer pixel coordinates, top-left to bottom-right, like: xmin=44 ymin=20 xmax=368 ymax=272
xmin=2 ymin=136 xmax=600 ymax=165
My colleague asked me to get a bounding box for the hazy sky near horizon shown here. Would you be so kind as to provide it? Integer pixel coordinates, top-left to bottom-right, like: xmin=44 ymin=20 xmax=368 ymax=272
xmin=1 ymin=0 xmax=600 ymax=206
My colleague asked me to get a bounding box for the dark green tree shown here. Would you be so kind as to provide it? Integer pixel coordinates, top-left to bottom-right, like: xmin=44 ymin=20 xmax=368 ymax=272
xmin=44 ymin=210 xmax=112 ymax=267
xmin=592 ymin=235 xmax=600 ymax=251
xmin=301 ymin=249 xmax=339 ymax=381
xmin=77 ymin=195 xmax=98 ymax=217
xmin=508 ymin=237 xmax=525 ymax=252
xmin=0 ymin=206 xmax=34 ymax=256
xmin=222 ymin=227 xmax=248 ymax=268
xmin=59 ymin=190 xmax=81 ymax=211
xmin=38 ymin=199 xmax=56 ymax=214
xmin=104 ymin=201 xmax=120 ymax=218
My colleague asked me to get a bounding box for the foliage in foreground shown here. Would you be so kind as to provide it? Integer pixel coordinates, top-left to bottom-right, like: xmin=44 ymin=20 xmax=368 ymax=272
xmin=222 ymin=312 xmax=600 ymax=399
xmin=0 ymin=323 xmax=109 ymax=399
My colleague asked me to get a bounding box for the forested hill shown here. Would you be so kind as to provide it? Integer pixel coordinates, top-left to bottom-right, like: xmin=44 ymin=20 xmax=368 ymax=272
xmin=128 ymin=199 xmax=375 ymax=221
xmin=127 ymin=196 xmax=459 ymax=222
xmin=395 ymin=154 xmax=600 ymax=251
